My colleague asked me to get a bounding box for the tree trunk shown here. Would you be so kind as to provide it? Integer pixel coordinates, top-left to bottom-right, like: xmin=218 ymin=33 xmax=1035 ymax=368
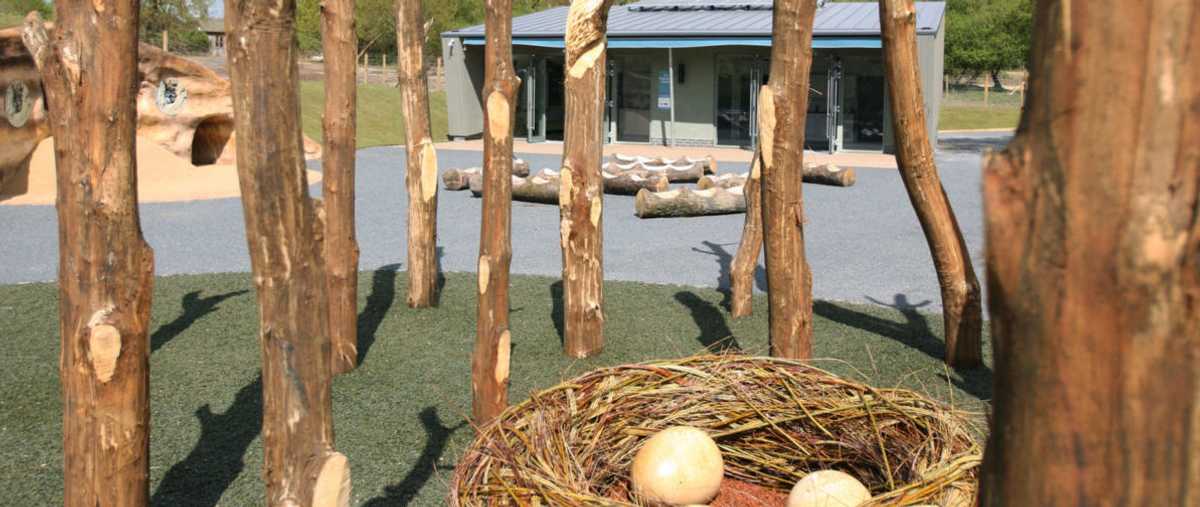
xmin=978 ymin=1 xmax=1200 ymax=504
xmin=22 ymin=11 xmax=155 ymax=506
xmin=878 ymin=0 xmax=983 ymax=368
xmin=730 ymin=148 xmax=762 ymax=318
xmin=605 ymin=160 xmax=704 ymax=183
xmin=602 ymin=169 xmax=669 ymax=195
xmin=761 ymin=0 xmax=817 ymax=360
xmin=473 ymin=0 xmax=520 ymax=426
xmin=634 ymin=186 xmax=746 ymax=218
xmin=224 ymin=1 xmax=350 ymax=504
xmin=396 ymin=0 xmax=439 ymax=308
xmin=559 ymin=0 xmax=615 ymax=358
xmin=321 ymin=0 xmax=359 ymax=375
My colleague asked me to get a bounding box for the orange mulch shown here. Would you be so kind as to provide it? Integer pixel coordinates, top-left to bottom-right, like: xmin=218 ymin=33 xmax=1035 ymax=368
xmin=709 ymin=478 xmax=789 ymax=507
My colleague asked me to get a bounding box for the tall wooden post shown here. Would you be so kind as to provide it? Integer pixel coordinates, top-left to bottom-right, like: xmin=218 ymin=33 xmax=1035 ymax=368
xmin=730 ymin=145 xmax=762 ymax=318
xmin=224 ymin=0 xmax=350 ymax=504
xmin=22 ymin=9 xmax=155 ymax=506
xmin=472 ymin=0 xmax=520 ymax=425
xmin=559 ymin=0 xmax=615 ymax=358
xmin=396 ymin=0 xmax=440 ymax=308
xmin=321 ymin=0 xmax=360 ymax=374
xmin=761 ymin=0 xmax=817 ymax=359
xmin=978 ymin=0 xmax=1200 ymax=504
xmin=878 ymin=0 xmax=983 ymax=368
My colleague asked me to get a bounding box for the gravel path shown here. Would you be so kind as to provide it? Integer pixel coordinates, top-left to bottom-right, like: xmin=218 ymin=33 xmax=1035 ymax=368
xmin=0 ymin=133 xmax=1009 ymax=310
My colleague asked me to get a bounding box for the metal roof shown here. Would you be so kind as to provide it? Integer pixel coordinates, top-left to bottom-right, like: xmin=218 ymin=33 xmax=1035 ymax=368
xmin=444 ymin=1 xmax=945 ymax=39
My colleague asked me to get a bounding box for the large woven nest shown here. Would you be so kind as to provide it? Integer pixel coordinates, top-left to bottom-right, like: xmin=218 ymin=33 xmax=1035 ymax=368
xmin=450 ymin=355 xmax=981 ymax=506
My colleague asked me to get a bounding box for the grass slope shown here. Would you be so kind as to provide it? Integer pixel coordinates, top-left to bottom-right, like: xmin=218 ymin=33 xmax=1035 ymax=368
xmin=0 ymin=271 xmax=991 ymax=505
xmin=299 ymin=81 xmax=450 ymax=149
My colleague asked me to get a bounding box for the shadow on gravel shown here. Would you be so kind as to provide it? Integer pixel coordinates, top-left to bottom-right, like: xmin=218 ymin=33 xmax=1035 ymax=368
xmin=938 ymin=136 xmax=1012 ymax=154
xmin=363 ymin=407 xmax=466 ymax=507
xmin=151 ymin=289 xmax=249 ymax=353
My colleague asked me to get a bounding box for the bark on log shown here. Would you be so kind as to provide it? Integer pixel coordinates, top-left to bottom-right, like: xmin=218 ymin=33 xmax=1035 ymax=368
xmin=321 ymin=0 xmax=359 ymax=375
xmin=605 ymin=160 xmax=704 ymax=182
xmin=473 ymin=0 xmax=520 ymax=425
xmin=977 ymin=1 xmax=1200 ymax=505
xmin=878 ymin=0 xmax=982 ymax=368
xmin=559 ymin=0 xmax=614 ymax=358
xmin=730 ymin=149 xmax=763 ymax=318
xmin=471 ymin=170 xmax=561 ymax=205
xmin=397 ymin=0 xmax=439 ymax=308
xmin=698 ymin=173 xmax=747 ymax=190
xmin=761 ymin=0 xmax=817 ymax=359
xmin=602 ymin=169 xmax=669 ymax=195
xmin=802 ymin=163 xmax=856 ymax=187
xmin=634 ymin=186 xmax=746 ymax=218
xmin=611 ymin=153 xmax=717 ymax=174
xmin=224 ymin=1 xmax=350 ymax=504
xmin=443 ymin=167 xmax=480 ymax=190
xmin=22 ymin=11 xmax=156 ymax=506
xmin=513 ymin=158 xmax=530 ymax=177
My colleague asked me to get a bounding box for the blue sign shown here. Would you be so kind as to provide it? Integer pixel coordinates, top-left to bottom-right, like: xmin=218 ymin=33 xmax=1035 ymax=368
xmin=657 ymin=69 xmax=671 ymax=110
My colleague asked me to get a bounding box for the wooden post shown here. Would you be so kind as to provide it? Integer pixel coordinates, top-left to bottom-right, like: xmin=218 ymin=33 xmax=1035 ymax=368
xmin=322 ymin=0 xmax=360 ymax=374
xmin=162 ymin=30 xmax=168 ymax=51
xmin=559 ymin=0 xmax=615 ymax=358
xmin=382 ymin=52 xmax=387 ymax=69
xmin=730 ymin=146 xmax=762 ymax=318
xmin=878 ymin=0 xmax=983 ymax=367
xmin=472 ymin=0 xmax=520 ymax=425
xmin=978 ymin=0 xmax=1200 ymax=504
xmin=983 ymin=78 xmax=990 ymax=107
xmin=22 ymin=10 xmax=155 ymax=506
xmin=760 ymin=0 xmax=818 ymax=359
xmin=396 ymin=0 xmax=440 ymax=307
xmin=224 ymin=0 xmax=350 ymax=504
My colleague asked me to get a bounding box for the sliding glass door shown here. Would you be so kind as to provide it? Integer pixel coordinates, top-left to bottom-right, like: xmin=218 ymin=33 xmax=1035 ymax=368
xmin=715 ymin=55 xmax=767 ymax=148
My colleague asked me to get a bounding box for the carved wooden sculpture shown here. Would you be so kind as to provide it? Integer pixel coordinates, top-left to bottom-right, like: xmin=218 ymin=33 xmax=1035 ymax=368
xmin=397 ymin=0 xmax=439 ymax=307
xmin=634 ymin=186 xmax=746 ymax=218
xmin=22 ymin=9 xmax=156 ymax=506
xmin=224 ymin=0 xmax=350 ymax=503
xmin=878 ymin=0 xmax=982 ymax=367
xmin=978 ymin=0 xmax=1199 ymax=504
xmin=473 ymin=0 xmax=520 ymax=425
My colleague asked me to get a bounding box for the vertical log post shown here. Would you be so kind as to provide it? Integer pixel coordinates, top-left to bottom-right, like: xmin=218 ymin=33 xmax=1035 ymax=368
xmin=559 ymin=0 xmax=615 ymax=358
xmin=224 ymin=0 xmax=350 ymax=504
xmin=472 ymin=0 xmax=520 ymax=425
xmin=978 ymin=0 xmax=1200 ymax=504
xmin=730 ymin=144 xmax=762 ymax=319
xmin=761 ymin=0 xmax=818 ymax=359
xmin=322 ymin=0 xmax=360 ymax=374
xmin=878 ymin=0 xmax=983 ymax=368
xmin=396 ymin=0 xmax=440 ymax=307
xmin=22 ymin=9 xmax=155 ymax=506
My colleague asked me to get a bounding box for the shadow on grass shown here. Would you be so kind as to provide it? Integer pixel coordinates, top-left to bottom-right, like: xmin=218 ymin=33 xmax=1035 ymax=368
xmin=813 ymin=295 xmax=992 ymax=401
xmin=692 ymin=240 xmax=767 ymax=311
xmin=363 ymin=407 xmax=466 ymax=506
xmin=674 ymin=291 xmax=740 ymax=352
xmin=152 ymin=376 xmax=262 ymax=507
xmin=550 ymin=280 xmax=564 ymax=345
xmin=358 ymin=264 xmax=400 ymax=366
xmin=151 ymin=290 xmax=248 ymax=353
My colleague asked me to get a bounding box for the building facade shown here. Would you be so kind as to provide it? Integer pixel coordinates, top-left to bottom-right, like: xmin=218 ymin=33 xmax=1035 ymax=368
xmin=441 ymin=0 xmax=946 ymax=153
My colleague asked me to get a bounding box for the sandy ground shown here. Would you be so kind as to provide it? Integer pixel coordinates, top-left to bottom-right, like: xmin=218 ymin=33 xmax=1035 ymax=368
xmin=0 ymin=137 xmax=322 ymax=206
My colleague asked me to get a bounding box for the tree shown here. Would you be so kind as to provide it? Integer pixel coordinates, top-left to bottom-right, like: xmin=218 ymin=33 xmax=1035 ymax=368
xmin=22 ymin=6 xmax=156 ymax=505
xmin=944 ymin=0 xmax=1032 ymax=85
xmin=140 ymin=0 xmax=211 ymax=53
xmin=559 ymin=0 xmax=615 ymax=358
xmin=224 ymin=0 xmax=350 ymax=503
xmin=472 ymin=0 xmax=519 ymax=425
xmin=760 ymin=0 xmax=818 ymax=359
xmin=977 ymin=0 xmax=1200 ymax=504
xmin=878 ymin=0 xmax=983 ymax=368
xmin=397 ymin=0 xmax=441 ymax=308
xmin=322 ymin=0 xmax=360 ymax=374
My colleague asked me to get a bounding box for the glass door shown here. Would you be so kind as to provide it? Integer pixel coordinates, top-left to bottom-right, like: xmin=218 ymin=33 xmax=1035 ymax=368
xmin=826 ymin=61 xmax=842 ymax=153
xmin=843 ymin=74 xmax=885 ymax=151
xmin=716 ymin=56 xmax=766 ymax=148
xmin=615 ymin=59 xmax=652 ymax=143
xmin=519 ymin=57 xmax=547 ymax=143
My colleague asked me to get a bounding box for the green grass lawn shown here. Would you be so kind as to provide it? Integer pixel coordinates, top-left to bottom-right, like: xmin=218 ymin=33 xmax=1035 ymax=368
xmin=299 ymin=80 xmax=450 ymax=149
xmin=0 ymin=272 xmax=991 ymax=505
xmin=938 ymin=86 xmax=1023 ymax=131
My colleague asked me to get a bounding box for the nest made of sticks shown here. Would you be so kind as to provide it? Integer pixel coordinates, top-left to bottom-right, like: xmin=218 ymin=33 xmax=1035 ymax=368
xmin=450 ymin=355 xmax=982 ymax=506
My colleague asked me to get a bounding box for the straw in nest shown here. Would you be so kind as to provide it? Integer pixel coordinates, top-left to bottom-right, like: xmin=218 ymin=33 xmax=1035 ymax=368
xmin=450 ymin=355 xmax=981 ymax=506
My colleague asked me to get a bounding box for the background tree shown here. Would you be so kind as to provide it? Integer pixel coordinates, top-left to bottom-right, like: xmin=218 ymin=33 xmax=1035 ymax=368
xmin=978 ymin=0 xmax=1199 ymax=504
xmin=22 ymin=5 xmax=156 ymax=504
xmin=0 ymin=0 xmax=50 ymax=25
xmin=943 ymin=0 xmax=1031 ymax=87
xmin=141 ymin=0 xmax=212 ymax=53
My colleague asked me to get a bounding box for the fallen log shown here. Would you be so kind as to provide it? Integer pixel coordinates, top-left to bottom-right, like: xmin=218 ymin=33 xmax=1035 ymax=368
xmin=612 ymin=153 xmax=717 ymax=174
xmin=443 ymin=167 xmax=480 ymax=190
xmin=513 ymin=158 xmax=530 ymax=177
xmin=470 ymin=169 xmax=560 ymax=204
xmin=606 ymin=160 xmax=704 ymax=183
xmin=698 ymin=163 xmax=856 ymax=190
xmin=601 ymin=170 xmax=669 ymax=195
xmin=697 ymin=172 xmax=747 ymax=190
xmin=634 ymin=186 xmax=746 ymax=218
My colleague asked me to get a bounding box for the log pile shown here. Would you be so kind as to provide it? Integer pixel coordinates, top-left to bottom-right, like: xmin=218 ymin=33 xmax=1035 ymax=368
xmin=443 ymin=159 xmax=529 ymax=190
xmin=634 ymin=186 xmax=747 ymax=218
xmin=470 ymin=169 xmax=560 ymax=204
xmin=611 ymin=153 xmax=717 ymax=175
xmin=699 ymin=163 xmax=856 ymax=189
xmin=605 ymin=160 xmax=704 ymax=183
xmin=601 ymin=169 xmax=669 ymax=195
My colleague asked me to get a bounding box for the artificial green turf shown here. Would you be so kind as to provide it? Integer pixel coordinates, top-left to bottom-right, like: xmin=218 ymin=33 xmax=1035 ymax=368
xmin=299 ymin=81 xmax=450 ymax=150
xmin=0 ymin=271 xmax=992 ymax=505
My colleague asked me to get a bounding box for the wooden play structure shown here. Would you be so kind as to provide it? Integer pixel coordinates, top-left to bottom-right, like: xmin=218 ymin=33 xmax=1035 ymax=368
xmin=20 ymin=0 xmax=1199 ymax=504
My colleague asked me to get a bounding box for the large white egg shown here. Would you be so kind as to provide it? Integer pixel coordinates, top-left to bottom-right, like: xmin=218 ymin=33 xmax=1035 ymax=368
xmin=787 ymin=470 xmax=871 ymax=507
xmin=630 ymin=426 xmax=724 ymax=505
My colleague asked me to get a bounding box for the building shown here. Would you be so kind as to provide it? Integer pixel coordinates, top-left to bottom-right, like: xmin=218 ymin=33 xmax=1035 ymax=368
xmin=200 ymin=18 xmax=226 ymax=57
xmin=441 ymin=0 xmax=945 ymax=153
